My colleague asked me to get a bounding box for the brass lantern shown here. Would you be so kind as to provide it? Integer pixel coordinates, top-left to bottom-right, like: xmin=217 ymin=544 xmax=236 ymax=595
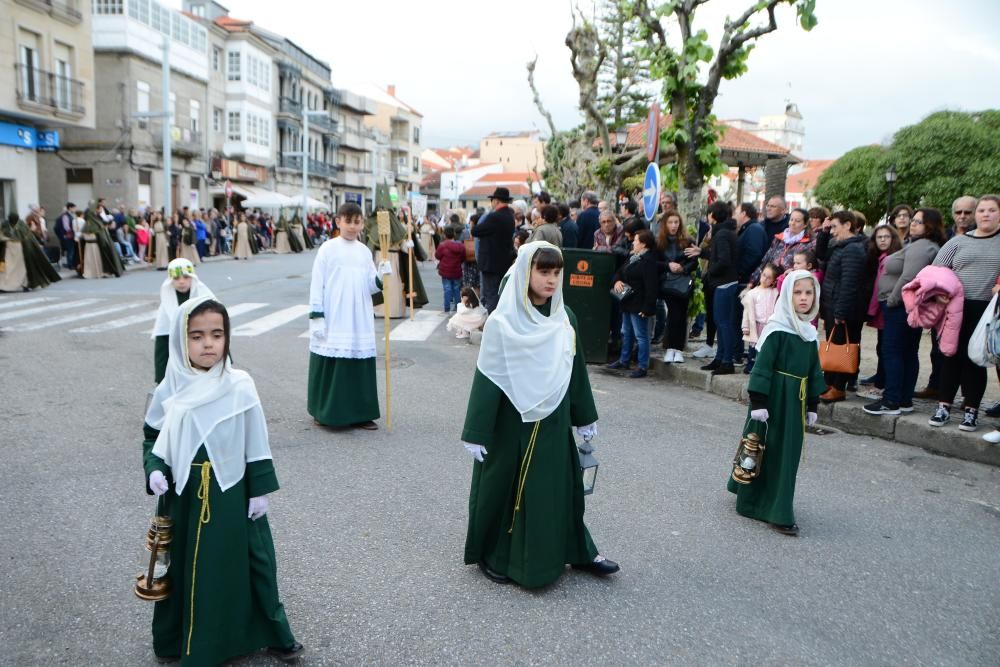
xmin=731 ymin=431 xmax=766 ymax=485
xmin=578 ymin=441 xmax=599 ymax=496
xmin=134 ymin=513 xmax=173 ymax=601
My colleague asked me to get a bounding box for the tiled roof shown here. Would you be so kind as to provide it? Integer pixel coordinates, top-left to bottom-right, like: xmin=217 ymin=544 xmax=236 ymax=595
xmin=214 ymin=16 xmax=254 ymax=32
xmin=477 ymin=171 xmax=540 ymax=183
xmin=421 ymin=170 xmax=442 ymax=188
xmin=461 ymin=184 xmax=534 ymax=198
xmin=609 ymin=113 xmax=790 ymax=158
xmin=785 ymin=159 xmax=836 ymax=193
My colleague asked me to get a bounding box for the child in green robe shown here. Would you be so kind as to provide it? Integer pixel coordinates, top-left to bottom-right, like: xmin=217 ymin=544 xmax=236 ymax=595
xmin=151 ymin=258 xmax=214 ymax=383
xmin=143 ymin=297 xmax=302 ymax=664
xmin=728 ymin=270 xmax=826 ymax=536
xmin=462 ymin=241 xmax=619 ymax=588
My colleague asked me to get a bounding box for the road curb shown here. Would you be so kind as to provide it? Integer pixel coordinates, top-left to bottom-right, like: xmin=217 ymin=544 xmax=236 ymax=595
xmin=646 ymin=356 xmax=1000 ymax=467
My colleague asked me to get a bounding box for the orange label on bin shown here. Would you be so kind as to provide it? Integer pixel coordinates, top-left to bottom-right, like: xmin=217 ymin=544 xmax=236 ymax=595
xmin=577 ymin=260 xmax=590 ymax=273
xmin=570 ymin=274 xmax=594 ymax=287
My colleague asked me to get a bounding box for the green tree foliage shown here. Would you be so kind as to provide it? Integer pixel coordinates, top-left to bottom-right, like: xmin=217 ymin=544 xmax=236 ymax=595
xmin=815 ymin=111 xmax=1000 ymax=226
xmin=890 ymin=110 xmax=1000 ymax=218
xmin=597 ymin=0 xmax=653 ymax=130
xmin=813 ymin=145 xmax=889 ymax=226
xmin=628 ymin=0 xmax=818 ymax=222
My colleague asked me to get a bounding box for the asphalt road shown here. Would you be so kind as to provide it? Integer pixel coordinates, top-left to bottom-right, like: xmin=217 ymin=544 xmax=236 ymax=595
xmin=1 ymin=251 xmax=998 ymax=665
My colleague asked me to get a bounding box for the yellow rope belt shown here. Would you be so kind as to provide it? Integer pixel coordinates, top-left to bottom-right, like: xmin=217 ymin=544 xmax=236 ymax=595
xmin=186 ymin=461 xmax=212 ymax=656
xmin=776 ymin=370 xmax=808 ymax=459
xmin=508 ymin=421 xmax=542 ymax=534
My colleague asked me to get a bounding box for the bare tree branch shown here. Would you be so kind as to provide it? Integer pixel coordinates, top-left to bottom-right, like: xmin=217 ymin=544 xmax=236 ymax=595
xmin=566 ymin=22 xmax=611 ymax=160
xmin=526 ymin=56 xmax=558 ymax=139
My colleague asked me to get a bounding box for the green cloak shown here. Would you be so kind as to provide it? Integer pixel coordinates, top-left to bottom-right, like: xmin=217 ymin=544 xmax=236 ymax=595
xmin=83 ymin=210 xmax=124 ymax=277
xmin=143 ymin=427 xmax=297 ymax=665
xmin=154 ymin=290 xmax=190 ymax=383
xmin=286 ymin=216 xmax=303 ymax=253
xmin=364 ymin=187 xmax=428 ymax=309
xmin=726 ymin=331 xmax=826 ymax=526
xmin=6 ymin=214 xmax=61 ymax=288
xmin=462 ymin=304 xmax=600 ymax=588
xmin=293 ymin=215 xmax=314 ymax=250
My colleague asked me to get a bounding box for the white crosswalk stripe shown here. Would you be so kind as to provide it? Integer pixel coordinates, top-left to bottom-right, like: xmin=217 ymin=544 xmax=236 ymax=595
xmin=71 ymin=309 xmax=159 ymax=333
xmin=3 ymin=302 xmax=148 ymax=332
xmin=298 ymin=309 xmax=445 ymax=342
xmin=0 ymin=297 xmax=53 ymax=311
xmin=0 ymin=298 xmax=102 ymax=322
xmin=140 ymin=302 xmax=268 ymax=334
xmin=232 ymin=305 xmax=312 ymax=337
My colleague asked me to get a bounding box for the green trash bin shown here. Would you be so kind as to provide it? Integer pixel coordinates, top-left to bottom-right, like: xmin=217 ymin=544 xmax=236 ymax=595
xmin=561 ymin=249 xmax=617 ymax=364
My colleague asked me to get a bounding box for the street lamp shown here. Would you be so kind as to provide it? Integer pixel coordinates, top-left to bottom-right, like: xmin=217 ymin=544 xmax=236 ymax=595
xmin=615 ymin=128 xmax=629 ymax=150
xmin=885 ymin=164 xmax=897 ymax=218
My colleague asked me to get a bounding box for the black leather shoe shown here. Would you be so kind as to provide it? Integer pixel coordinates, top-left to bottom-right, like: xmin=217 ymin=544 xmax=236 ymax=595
xmin=478 ymin=562 xmax=511 ymax=584
xmin=985 ymin=402 xmax=1000 ymax=418
xmin=712 ymin=363 xmax=735 ymax=376
xmin=572 ymin=558 xmax=620 ymax=576
xmin=700 ymin=359 xmax=721 ymax=371
xmin=772 ymin=523 xmax=799 ymax=536
xmin=268 ymin=642 xmax=305 ymax=662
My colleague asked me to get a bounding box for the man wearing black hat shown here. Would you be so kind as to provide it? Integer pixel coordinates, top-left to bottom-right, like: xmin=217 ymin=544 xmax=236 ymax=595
xmin=472 ymin=187 xmax=516 ymax=312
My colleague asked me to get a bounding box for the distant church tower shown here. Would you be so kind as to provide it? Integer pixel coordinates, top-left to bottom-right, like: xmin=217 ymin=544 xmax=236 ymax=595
xmin=752 ymin=103 xmax=805 ymax=154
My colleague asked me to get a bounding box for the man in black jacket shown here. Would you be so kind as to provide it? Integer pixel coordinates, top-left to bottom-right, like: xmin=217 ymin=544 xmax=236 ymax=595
xmin=700 ymin=201 xmax=742 ymax=375
xmin=557 ymin=203 xmax=578 ymax=248
xmin=576 ymin=191 xmax=600 ymax=249
xmin=762 ymin=196 xmax=790 ymax=240
xmin=472 ymin=187 xmax=516 ymax=312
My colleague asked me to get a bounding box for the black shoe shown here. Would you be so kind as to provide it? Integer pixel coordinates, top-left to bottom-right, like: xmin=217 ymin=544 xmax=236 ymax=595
xmin=772 ymin=523 xmax=799 ymax=536
xmin=959 ymin=409 xmax=979 ymax=432
xmin=859 ymin=374 xmax=878 ymax=386
xmin=700 ymin=359 xmax=721 ymax=372
xmin=268 ymin=642 xmax=305 ymax=662
xmin=985 ymin=403 xmax=1000 ymax=418
xmin=651 ymin=336 xmax=662 ymax=345
xmin=605 ymin=360 xmax=628 ymax=370
xmin=478 ymin=561 xmax=511 ymax=584
xmin=913 ymin=386 xmax=937 ymax=400
xmin=928 ymin=406 xmax=950 ymax=427
xmin=572 ymin=558 xmax=620 ymax=577
xmin=154 ymin=657 xmax=180 ymax=664
xmin=899 ymin=402 xmax=915 ymax=413
xmin=629 ymin=368 xmax=647 ymax=378
xmin=711 ymin=363 xmax=735 ymax=376
xmin=743 ymin=365 xmax=752 ymax=374
xmin=863 ymin=400 xmax=900 ymax=416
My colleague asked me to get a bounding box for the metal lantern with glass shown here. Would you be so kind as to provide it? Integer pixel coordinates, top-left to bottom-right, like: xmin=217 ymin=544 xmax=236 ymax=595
xmin=578 ymin=439 xmax=599 ymax=496
xmin=134 ymin=499 xmax=173 ymax=602
xmin=731 ymin=426 xmax=767 ymax=485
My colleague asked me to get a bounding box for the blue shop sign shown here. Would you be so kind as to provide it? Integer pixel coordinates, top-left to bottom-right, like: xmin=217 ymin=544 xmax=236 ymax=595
xmin=0 ymin=122 xmax=60 ymax=151
xmin=344 ymin=192 xmax=363 ymax=203
xmin=36 ymin=130 xmax=60 ymax=152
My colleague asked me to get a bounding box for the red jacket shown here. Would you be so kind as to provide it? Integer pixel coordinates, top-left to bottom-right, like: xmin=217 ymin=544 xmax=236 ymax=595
xmin=435 ymin=240 xmax=465 ymax=280
xmin=902 ymin=265 xmax=964 ymax=356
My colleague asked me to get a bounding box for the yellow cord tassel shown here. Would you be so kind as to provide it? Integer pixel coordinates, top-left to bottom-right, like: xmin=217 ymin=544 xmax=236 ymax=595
xmin=508 ymin=421 xmax=541 ymax=534
xmin=186 ymin=461 xmax=212 ymax=656
xmin=777 ymin=370 xmax=808 ymax=461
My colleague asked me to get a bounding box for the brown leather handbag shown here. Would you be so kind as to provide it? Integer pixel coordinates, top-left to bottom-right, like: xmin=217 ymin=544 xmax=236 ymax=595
xmin=818 ymin=322 xmax=860 ymax=374
xmin=463 ymin=238 xmax=476 ymax=262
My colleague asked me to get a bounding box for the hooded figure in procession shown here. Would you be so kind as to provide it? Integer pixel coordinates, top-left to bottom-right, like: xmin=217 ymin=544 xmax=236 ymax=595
xmin=461 ymin=241 xmax=620 ymax=588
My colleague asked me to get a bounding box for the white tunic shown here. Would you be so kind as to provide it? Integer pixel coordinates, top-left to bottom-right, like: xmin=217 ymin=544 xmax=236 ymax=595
xmin=309 ymin=236 xmax=381 ymax=358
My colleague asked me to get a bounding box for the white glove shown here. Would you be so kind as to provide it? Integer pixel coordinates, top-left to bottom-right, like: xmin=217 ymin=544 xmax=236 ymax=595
xmin=248 ymin=496 xmax=269 ymax=521
xmin=402 ymin=239 xmax=415 ymax=251
xmin=807 ymin=411 xmax=818 ymax=426
xmin=750 ymin=409 xmax=769 ymax=422
xmin=149 ymin=470 xmax=168 ymax=496
xmin=309 ymin=317 xmax=325 ymax=341
xmin=463 ymin=442 xmax=487 ymax=462
xmin=576 ymin=423 xmax=597 ymax=442
xmin=378 ymin=260 xmax=393 ymax=276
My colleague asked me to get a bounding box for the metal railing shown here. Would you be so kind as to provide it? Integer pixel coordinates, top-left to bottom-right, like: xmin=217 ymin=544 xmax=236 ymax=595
xmin=310 ymin=114 xmax=337 ymax=134
xmin=278 ymin=97 xmax=302 ymax=116
xmin=279 ymin=155 xmax=340 ymax=178
xmin=152 ymin=126 xmax=203 ymax=156
xmin=14 ymin=64 xmax=85 ymax=115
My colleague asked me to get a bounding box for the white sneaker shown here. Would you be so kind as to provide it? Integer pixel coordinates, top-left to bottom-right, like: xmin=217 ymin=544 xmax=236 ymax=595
xmin=673 ymin=349 xmax=685 ymax=363
xmin=662 ymin=350 xmax=673 ymax=363
xmin=983 ymin=429 xmax=1000 ymax=444
xmin=692 ymin=344 xmax=715 ymax=359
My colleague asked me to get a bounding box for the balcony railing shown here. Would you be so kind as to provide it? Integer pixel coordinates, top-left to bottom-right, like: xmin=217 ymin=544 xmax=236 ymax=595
xmin=279 ymin=155 xmax=341 ymax=178
xmin=340 ymin=127 xmax=376 ymax=152
xmin=309 ymin=114 xmax=337 ymax=134
xmin=14 ymin=64 xmax=85 ymax=116
xmin=278 ymin=97 xmax=302 ymax=116
xmin=153 ymin=126 xmax=203 ymax=156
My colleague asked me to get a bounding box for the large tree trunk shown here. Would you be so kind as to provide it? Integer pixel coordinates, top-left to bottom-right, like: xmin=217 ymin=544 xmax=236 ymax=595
xmin=676 ymin=186 xmax=703 ymax=229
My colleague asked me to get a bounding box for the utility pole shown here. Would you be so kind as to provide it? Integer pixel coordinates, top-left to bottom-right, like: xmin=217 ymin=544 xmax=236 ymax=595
xmin=133 ymin=36 xmax=172 ymax=218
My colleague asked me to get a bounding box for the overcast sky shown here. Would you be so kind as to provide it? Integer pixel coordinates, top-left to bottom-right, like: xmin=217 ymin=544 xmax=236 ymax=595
xmin=169 ymin=0 xmax=1000 ymax=159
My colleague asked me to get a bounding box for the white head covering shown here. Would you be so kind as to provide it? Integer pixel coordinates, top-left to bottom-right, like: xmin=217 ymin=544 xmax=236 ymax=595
xmin=146 ymin=296 xmax=271 ymax=494
xmin=477 ymin=241 xmax=575 ymax=422
xmin=152 ymin=258 xmax=214 ymax=338
xmin=756 ymin=269 xmax=821 ymax=351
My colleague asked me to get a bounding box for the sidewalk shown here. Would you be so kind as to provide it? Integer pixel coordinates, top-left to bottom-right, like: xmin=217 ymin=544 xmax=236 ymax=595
xmin=54 ymin=251 xmax=240 ymax=279
xmin=640 ymin=329 xmax=1000 ymax=467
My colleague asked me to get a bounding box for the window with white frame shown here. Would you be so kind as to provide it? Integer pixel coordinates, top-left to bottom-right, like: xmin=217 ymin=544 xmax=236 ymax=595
xmin=212 ymin=107 xmax=222 ymax=133
xmin=227 ymin=111 xmax=241 ymax=141
xmin=212 ymin=47 xmax=222 ymax=72
xmin=189 ymin=100 xmax=200 ymax=133
xmin=94 ymin=0 xmax=123 ymax=14
xmin=248 ymin=114 xmax=257 ymax=144
xmin=227 ymin=51 xmax=240 ymax=81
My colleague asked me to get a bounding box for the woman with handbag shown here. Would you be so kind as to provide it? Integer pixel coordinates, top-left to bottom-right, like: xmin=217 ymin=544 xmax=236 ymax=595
xmin=460 ymin=211 xmax=480 ymax=294
xmin=606 ymin=230 xmax=660 ymax=378
xmin=727 ymin=270 xmax=826 ymax=536
xmin=818 ymin=210 xmax=868 ymax=403
xmin=655 ymin=211 xmax=697 ymax=363
xmin=928 ymin=195 xmax=1000 ymax=431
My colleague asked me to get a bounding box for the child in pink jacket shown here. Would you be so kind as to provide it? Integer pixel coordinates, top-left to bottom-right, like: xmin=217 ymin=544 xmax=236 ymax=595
xmin=742 ymin=263 xmax=780 ymax=373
